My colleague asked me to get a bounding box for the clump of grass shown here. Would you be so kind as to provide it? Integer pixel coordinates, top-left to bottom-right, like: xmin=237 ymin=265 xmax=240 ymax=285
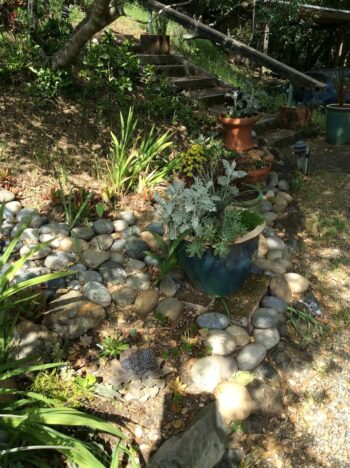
xmin=286 ymin=306 xmax=328 ymax=343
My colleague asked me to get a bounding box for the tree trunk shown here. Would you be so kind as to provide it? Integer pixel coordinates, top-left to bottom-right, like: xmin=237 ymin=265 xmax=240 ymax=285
xmin=52 ymin=0 xmax=125 ymax=70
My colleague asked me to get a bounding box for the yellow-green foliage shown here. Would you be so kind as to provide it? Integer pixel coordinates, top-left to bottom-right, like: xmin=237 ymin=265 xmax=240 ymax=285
xmin=30 ymin=370 xmax=94 ymax=408
xmin=180 ymin=144 xmax=206 ymax=177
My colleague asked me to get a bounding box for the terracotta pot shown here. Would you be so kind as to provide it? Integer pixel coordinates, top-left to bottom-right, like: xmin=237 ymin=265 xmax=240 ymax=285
xmin=277 ymin=106 xmax=311 ymax=129
xmin=218 ymin=114 xmax=260 ymax=152
xmin=243 ymin=166 xmax=271 ymax=184
xmin=140 ymin=34 xmax=170 ymax=54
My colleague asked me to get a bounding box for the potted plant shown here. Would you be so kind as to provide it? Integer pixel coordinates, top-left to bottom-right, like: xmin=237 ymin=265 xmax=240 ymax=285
xmin=140 ymin=13 xmax=170 ymax=55
xmin=326 ymin=67 xmax=350 ymax=145
xmin=218 ymin=90 xmax=260 ymax=152
xmin=236 ymin=156 xmax=272 ymax=184
xmin=155 ymin=159 xmax=265 ymax=296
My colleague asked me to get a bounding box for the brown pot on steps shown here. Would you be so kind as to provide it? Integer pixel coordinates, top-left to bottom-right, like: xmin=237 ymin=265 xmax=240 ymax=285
xmin=218 ymin=114 xmax=260 ymax=152
xmin=140 ymin=34 xmax=170 ymax=54
xmin=243 ymin=166 xmax=271 ymax=184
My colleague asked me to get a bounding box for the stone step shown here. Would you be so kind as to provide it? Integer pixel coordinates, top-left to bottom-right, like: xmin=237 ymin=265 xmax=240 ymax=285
xmin=189 ymin=87 xmax=228 ymax=105
xmin=254 ymin=114 xmax=278 ymax=135
xmin=260 ymin=128 xmax=305 ymax=148
xmin=156 ymin=64 xmax=201 ymax=77
xmin=171 ymin=75 xmax=218 ymax=91
xmin=137 ymin=54 xmax=183 ymax=65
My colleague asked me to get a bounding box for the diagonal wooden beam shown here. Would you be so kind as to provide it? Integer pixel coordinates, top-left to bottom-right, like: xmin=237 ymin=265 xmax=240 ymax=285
xmin=145 ymin=0 xmax=327 ymax=89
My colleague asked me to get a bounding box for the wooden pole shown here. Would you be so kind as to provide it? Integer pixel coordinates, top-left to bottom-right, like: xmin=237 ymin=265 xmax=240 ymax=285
xmin=145 ymin=0 xmax=326 ymax=88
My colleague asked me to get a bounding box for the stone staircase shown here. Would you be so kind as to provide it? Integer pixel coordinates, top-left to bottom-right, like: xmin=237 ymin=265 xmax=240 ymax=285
xmin=137 ymin=53 xmax=231 ymax=106
xmin=137 ymin=52 xmax=306 ymax=149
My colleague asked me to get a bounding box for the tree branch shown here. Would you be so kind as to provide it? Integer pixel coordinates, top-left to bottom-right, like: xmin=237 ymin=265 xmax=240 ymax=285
xmin=52 ymin=0 xmax=125 ymax=70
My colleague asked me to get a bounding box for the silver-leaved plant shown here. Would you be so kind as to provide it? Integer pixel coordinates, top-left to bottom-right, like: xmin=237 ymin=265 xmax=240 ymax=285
xmin=155 ymin=159 xmax=247 ymax=241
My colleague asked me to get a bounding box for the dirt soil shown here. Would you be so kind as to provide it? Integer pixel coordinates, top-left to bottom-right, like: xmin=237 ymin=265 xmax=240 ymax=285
xmin=232 ymin=145 xmax=350 ymax=467
xmin=2 ymin=85 xmax=350 ymax=467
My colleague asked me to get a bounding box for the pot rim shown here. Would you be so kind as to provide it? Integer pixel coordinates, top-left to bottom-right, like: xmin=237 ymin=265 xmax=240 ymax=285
xmin=234 ymin=222 xmax=265 ymax=244
xmin=326 ymin=103 xmax=350 ymax=111
xmin=218 ymin=113 xmax=260 ymax=126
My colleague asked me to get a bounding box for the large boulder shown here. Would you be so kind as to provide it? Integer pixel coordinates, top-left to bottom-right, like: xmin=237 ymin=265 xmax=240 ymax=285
xmin=12 ymin=320 xmax=60 ymax=361
xmin=149 ymin=402 xmax=228 ymax=468
xmin=42 ymin=290 xmax=105 ymax=339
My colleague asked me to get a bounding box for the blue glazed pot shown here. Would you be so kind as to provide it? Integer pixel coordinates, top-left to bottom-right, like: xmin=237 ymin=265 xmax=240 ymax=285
xmin=178 ymin=225 xmax=264 ymax=297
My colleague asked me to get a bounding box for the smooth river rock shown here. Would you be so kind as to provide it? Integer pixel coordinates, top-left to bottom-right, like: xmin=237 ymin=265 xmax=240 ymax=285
xmin=237 ymin=343 xmax=266 ymax=371
xmin=196 ymin=312 xmax=230 ymax=330
xmin=251 ymin=308 xmax=279 ymax=329
xmin=283 ymin=272 xmax=309 ymax=293
xmin=205 ymin=330 xmax=236 ymax=356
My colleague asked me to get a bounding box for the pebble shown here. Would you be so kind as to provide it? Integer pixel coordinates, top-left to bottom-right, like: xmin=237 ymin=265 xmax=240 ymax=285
xmin=126 ymin=258 xmax=146 ymax=272
xmin=44 ymin=253 xmax=71 ymax=271
xmin=17 ymin=208 xmax=38 ymax=224
xmin=237 ymin=343 xmax=266 ymax=371
xmin=190 ymin=355 xmax=237 ymax=392
xmin=273 ymin=201 xmax=288 ymax=214
xmin=60 ymin=237 xmax=76 ymax=252
xmin=135 ymin=289 xmax=159 ymax=314
xmin=196 ymin=312 xmax=229 ymax=330
xmin=257 ymin=235 xmax=269 ymax=257
xmin=11 ymin=223 xmax=26 ymax=238
xmin=146 ymin=223 xmax=164 ymax=236
xmin=284 ymin=272 xmax=309 ymax=293
xmin=268 ymin=171 xmax=279 ymax=187
xmin=93 ymin=219 xmax=114 ymax=235
xmin=82 ymin=249 xmax=110 ymax=269
xmin=267 ymin=249 xmax=283 ymax=261
xmin=122 ymin=226 xmax=141 ymax=238
xmin=260 ymin=200 xmax=273 ymax=212
xmin=278 ymin=180 xmax=289 ymax=191
xmin=0 ymin=189 xmax=15 ymax=202
xmin=82 ymin=281 xmax=111 ymax=307
xmin=126 ymin=272 xmax=151 ymax=291
xmin=90 ymin=234 xmax=113 ymax=251
xmin=277 ymin=191 xmax=293 ymax=203
xmin=261 ymin=295 xmax=287 ymax=313
xmin=110 ymin=239 xmax=126 ymax=252
xmin=263 ymin=212 xmax=278 ymax=224
xmin=99 ymin=261 xmax=127 ymax=284
xmin=269 ymin=275 xmax=292 ymax=302
xmin=125 ymin=237 xmax=148 ymax=260
xmin=139 ymin=231 xmax=159 ymax=251
xmin=156 ymin=297 xmax=183 ymax=321
xmin=252 ymin=308 xmax=279 ymax=328
xmin=110 ymin=285 xmax=137 ymax=305
xmin=159 ymin=276 xmax=178 ymax=297
xmin=144 ymin=255 xmax=159 ymax=266
xmin=21 ymin=228 xmax=39 ymax=245
xmin=70 ymin=225 xmax=94 ymax=240
xmin=118 ymin=211 xmax=136 ymax=225
xmin=5 ymin=200 xmax=21 ymax=213
xmin=110 ymin=252 xmax=125 ymax=264
xmin=266 ymin=236 xmax=285 ymax=250
xmin=79 ymin=270 xmax=103 ymax=284
xmin=20 ymin=244 xmax=51 ymax=259
xmin=205 ymin=330 xmax=236 ymax=355
xmin=215 ymin=382 xmax=253 ymax=421
xmin=265 ymin=190 xmax=275 ymax=199
xmin=68 ymin=280 xmax=81 ymax=291
xmin=31 ymin=215 xmax=49 ymax=229
xmin=254 ymin=258 xmax=286 ymax=275
xmin=39 ymin=233 xmax=60 ymax=249
xmin=113 ymin=220 xmax=128 ymax=232
xmin=225 ymin=325 xmax=250 ymax=347
xmin=39 ymin=223 xmax=69 ymax=237
xmin=254 ymin=327 xmax=280 ymax=350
